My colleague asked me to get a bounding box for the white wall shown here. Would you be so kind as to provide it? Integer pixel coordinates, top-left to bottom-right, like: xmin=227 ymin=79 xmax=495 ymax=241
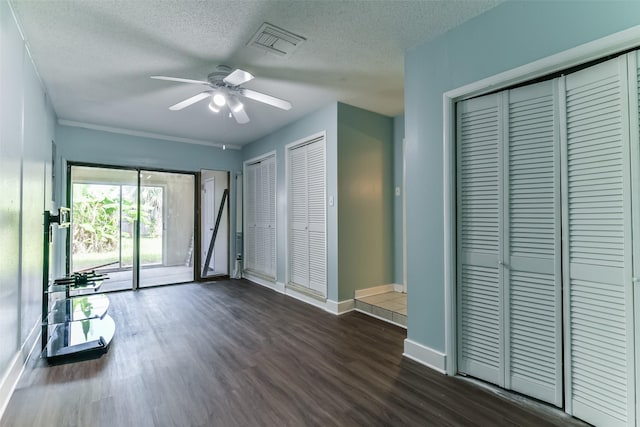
xmin=0 ymin=0 xmax=56 ymax=412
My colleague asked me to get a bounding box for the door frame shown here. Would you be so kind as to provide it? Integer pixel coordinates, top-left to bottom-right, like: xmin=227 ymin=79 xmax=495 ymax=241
xmin=441 ymin=26 xmax=640 ymax=377
xmin=402 ymin=138 xmax=407 ymax=294
xmin=195 ymin=170 xmax=231 ymax=281
xmin=66 ymin=161 xmax=198 ymax=289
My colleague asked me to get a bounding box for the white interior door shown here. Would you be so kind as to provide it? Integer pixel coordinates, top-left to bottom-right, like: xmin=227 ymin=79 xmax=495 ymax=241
xmin=243 ymin=156 xmax=276 ymax=279
xmin=306 ymin=139 xmax=326 ymax=295
xmin=266 ymin=156 xmax=276 ymax=277
xmin=244 ymin=163 xmax=257 ymax=273
xmin=288 ymin=144 xmax=310 ymax=288
xmin=457 ymin=93 xmax=504 ymax=386
xmin=457 ymin=81 xmax=563 ymax=407
xmin=255 ymin=163 xmax=267 ymax=273
xmin=629 ymin=50 xmax=640 ymax=427
xmin=562 ymin=55 xmax=635 ymax=426
xmin=287 ymin=135 xmax=326 ymax=297
xmin=505 ymin=80 xmax=562 ymax=406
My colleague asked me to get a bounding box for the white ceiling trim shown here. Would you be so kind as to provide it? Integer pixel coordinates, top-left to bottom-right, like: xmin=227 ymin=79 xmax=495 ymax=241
xmin=58 ymin=119 xmax=242 ymax=150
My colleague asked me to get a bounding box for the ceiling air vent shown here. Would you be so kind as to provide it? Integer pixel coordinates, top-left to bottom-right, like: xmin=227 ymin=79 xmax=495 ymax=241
xmin=247 ymin=23 xmax=306 ymax=57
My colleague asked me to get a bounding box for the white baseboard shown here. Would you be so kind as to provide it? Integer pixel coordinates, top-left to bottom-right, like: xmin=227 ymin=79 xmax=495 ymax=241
xmin=244 ymin=276 xmax=353 ymax=316
xmin=284 ymin=287 xmax=327 ymax=311
xmin=354 ymin=283 xmax=403 ymax=299
xmin=243 ymin=272 xmax=283 ymax=292
xmin=326 ymin=299 xmax=354 ymax=315
xmin=403 ymin=339 xmax=447 ymax=374
xmin=0 ymin=320 xmax=41 ymax=421
xmin=393 ymin=283 xmax=404 ymax=293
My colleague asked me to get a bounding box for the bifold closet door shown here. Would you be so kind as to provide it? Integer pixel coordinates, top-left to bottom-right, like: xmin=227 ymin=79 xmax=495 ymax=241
xmin=265 ymin=157 xmax=276 ymax=278
xmin=289 ymin=145 xmax=310 ymax=287
xmin=630 ymin=50 xmax=640 ymax=427
xmin=244 ymin=163 xmax=258 ymax=273
xmin=505 ymin=80 xmax=562 ymax=407
xmin=244 ymin=156 xmax=276 ymax=279
xmin=562 ymin=54 xmax=635 ymax=427
xmin=256 ymin=156 xmax=276 ymax=277
xmin=457 ymin=93 xmax=504 ymax=386
xmin=288 ymin=136 xmax=326 ymax=296
xmin=457 ymin=81 xmax=562 ymax=407
xmin=306 ymin=140 xmax=326 ymax=294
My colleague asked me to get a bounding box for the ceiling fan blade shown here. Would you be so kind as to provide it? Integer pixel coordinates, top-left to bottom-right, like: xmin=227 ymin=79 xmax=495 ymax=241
xmin=223 ymin=69 xmax=254 ymax=86
xmin=239 ymin=88 xmax=292 ymax=110
xmin=169 ymin=91 xmax=211 ymax=111
xmin=231 ymin=105 xmax=250 ymax=124
xmin=151 ymin=76 xmax=210 ymax=85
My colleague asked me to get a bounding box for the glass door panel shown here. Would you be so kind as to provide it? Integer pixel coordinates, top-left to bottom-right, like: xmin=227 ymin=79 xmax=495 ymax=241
xmin=70 ymin=166 xmax=138 ymax=292
xmin=139 ymin=170 xmax=194 ymax=287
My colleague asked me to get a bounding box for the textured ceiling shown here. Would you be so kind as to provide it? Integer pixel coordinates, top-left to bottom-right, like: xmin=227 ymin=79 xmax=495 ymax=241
xmin=10 ymin=0 xmax=502 ymax=147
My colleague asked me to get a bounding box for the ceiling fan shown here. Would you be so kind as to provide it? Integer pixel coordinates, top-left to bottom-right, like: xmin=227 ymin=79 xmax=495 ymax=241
xmin=150 ymin=65 xmax=292 ymax=124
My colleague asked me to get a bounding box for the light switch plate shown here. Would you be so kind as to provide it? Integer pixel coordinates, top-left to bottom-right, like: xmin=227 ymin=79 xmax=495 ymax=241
xmin=395 ymin=186 xmax=401 ymax=196
xmin=329 ymin=196 xmax=334 ymax=206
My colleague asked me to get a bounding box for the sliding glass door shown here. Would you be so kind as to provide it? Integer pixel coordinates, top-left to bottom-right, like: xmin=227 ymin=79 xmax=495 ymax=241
xmin=139 ymin=170 xmax=194 ymax=287
xmin=70 ymin=166 xmax=138 ymax=292
xmin=69 ymin=165 xmax=194 ymax=290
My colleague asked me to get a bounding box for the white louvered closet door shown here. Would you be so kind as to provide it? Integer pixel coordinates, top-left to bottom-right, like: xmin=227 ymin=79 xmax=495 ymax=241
xmin=244 ymin=156 xmax=276 ymax=279
xmin=630 ymin=50 xmax=640 ymax=427
xmin=457 ymin=83 xmax=562 ymax=405
xmin=562 ymin=55 xmax=635 ymax=427
xmin=289 ymin=145 xmax=310 ymax=287
xmin=505 ymin=80 xmax=562 ymax=407
xmin=255 ymin=163 xmax=267 ymax=273
xmin=287 ymin=136 xmax=326 ymax=296
xmin=244 ymin=163 xmax=257 ymax=272
xmin=267 ymin=156 xmax=277 ymax=278
xmin=457 ymin=93 xmax=504 ymax=386
xmin=306 ymin=139 xmax=326 ymax=295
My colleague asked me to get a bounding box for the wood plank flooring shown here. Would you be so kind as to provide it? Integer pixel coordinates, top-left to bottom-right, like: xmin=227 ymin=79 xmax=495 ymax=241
xmin=2 ymin=280 xmax=587 ymax=427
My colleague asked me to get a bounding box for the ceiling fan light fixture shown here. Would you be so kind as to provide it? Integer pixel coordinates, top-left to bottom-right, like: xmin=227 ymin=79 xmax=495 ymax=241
xmin=212 ymin=92 xmax=226 ymax=107
xmin=208 ymin=99 xmax=221 ymax=113
xmin=228 ymin=96 xmax=244 ymax=113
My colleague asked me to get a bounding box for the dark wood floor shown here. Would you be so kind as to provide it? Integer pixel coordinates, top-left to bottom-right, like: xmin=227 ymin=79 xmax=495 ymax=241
xmin=2 ymin=280 xmax=586 ymax=427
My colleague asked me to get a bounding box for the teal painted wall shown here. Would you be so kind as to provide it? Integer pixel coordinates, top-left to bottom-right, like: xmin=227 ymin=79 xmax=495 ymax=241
xmin=393 ymin=115 xmax=404 ymax=286
xmin=0 ymin=0 xmax=56 ymax=386
xmin=337 ymin=103 xmax=394 ymax=301
xmin=54 ymin=124 xmax=243 ymax=276
xmin=405 ymin=0 xmax=640 ymax=351
xmin=242 ymin=104 xmax=339 ymax=301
